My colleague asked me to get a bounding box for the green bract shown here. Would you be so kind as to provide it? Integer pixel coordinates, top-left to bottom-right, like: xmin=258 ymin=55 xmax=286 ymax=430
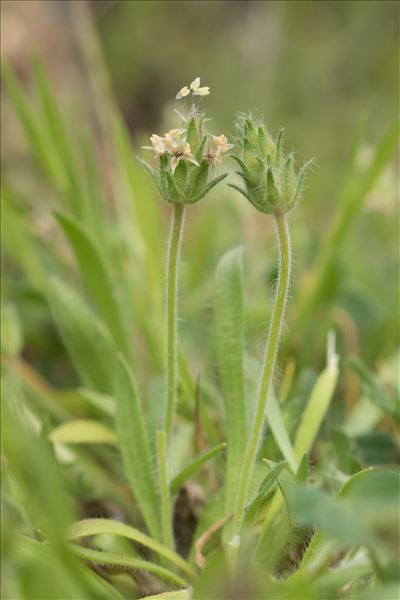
xmin=142 ymin=109 xmax=229 ymax=204
xmin=230 ymin=113 xmax=313 ymax=214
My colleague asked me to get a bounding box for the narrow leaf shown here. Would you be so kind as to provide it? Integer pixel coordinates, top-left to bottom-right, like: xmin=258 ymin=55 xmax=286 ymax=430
xmin=47 ymin=278 xmax=117 ymax=394
xmin=49 ymin=420 xmax=117 ymax=445
xmin=268 ymin=392 xmax=298 ymax=472
xmin=71 ymin=546 xmax=187 ymax=588
xmin=293 ymin=347 xmax=339 ymax=460
xmin=170 ymin=443 xmax=226 ymax=494
xmin=114 ymin=356 xmax=161 ymax=539
xmin=214 ymin=247 xmax=247 ymax=514
xmin=244 ymin=461 xmax=287 ymax=527
xmin=227 ymin=183 xmax=250 ymax=200
xmin=55 ymin=211 xmax=132 ymax=360
xmin=68 ymin=518 xmax=195 ymax=579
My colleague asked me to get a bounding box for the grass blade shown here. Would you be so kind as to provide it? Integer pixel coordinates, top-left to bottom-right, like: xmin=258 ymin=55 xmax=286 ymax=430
xmin=55 ymin=211 xmax=132 ymax=360
xmin=214 ymin=247 xmax=247 ymax=514
xmin=268 ymin=393 xmax=298 ymax=472
xmin=47 ymin=278 xmax=117 ymax=394
xmin=71 ymin=546 xmax=188 ymax=588
xmin=3 ymin=64 xmax=64 ymax=192
xmin=68 ymin=518 xmax=196 ymax=579
xmin=114 ymin=356 xmax=161 ymax=540
xmin=170 ymin=443 xmax=226 ymax=494
xmin=49 ymin=420 xmax=117 ymax=445
xmin=243 ymin=461 xmax=287 ymax=527
xmin=293 ymin=333 xmax=339 ymax=460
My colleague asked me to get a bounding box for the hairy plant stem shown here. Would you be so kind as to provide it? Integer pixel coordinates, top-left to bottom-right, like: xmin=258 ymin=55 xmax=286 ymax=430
xmin=232 ymin=211 xmax=292 ymax=535
xmin=165 ymin=203 xmax=185 ymax=438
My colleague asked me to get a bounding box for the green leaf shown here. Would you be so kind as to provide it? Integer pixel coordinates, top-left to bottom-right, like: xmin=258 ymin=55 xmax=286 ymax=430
xmin=55 ymin=211 xmax=132 ymax=360
xmin=68 ymin=518 xmax=195 ymax=579
xmin=49 ymin=420 xmax=117 ymax=445
xmin=16 ymin=536 xmax=112 ymax=600
xmin=299 ymin=468 xmax=399 ymax=573
xmin=3 ymin=63 xmax=64 ymax=192
xmin=244 ymin=461 xmax=287 ymax=527
xmin=275 ymin=128 xmax=285 ymax=163
xmin=195 ymin=135 xmax=208 ymax=161
xmin=32 ymin=61 xmax=82 ymax=214
xmin=268 ymin=392 xmax=298 ymax=472
xmin=173 ymin=158 xmax=188 ymax=191
xmin=214 ymin=247 xmax=247 ymax=514
xmin=71 ymin=546 xmax=188 ymax=588
xmin=190 ymin=172 xmax=228 ymax=203
xmin=295 ymin=453 xmax=309 ymax=484
xmin=345 ymin=355 xmax=400 ymax=421
xmin=288 ymin=486 xmax=369 ymax=544
xmin=293 ymin=350 xmax=339 ymax=460
xmin=114 ymin=356 xmax=161 ymax=539
xmin=47 ymin=278 xmax=117 ymax=394
xmin=227 ymin=182 xmax=250 ymax=200
xmin=186 ymin=116 xmax=198 ymax=150
xmin=170 ymin=442 xmax=226 ymax=494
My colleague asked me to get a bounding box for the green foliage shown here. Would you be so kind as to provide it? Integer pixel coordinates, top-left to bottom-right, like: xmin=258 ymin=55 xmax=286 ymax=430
xmin=214 ymin=247 xmax=247 ymax=514
xmin=55 ymin=211 xmax=132 ymax=361
xmin=47 ymin=278 xmax=117 ymax=394
xmin=114 ymin=356 xmax=162 ymax=540
xmin=2 ymin=9 xmax=398 ymax=595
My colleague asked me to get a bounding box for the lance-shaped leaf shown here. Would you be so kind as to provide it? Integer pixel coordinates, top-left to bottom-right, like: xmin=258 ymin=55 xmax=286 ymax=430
xmin=189 ymin=173 xmax=228 ymax=204
xmin=69 ymin=518 xmax=195 ymax=579
xmin=275 ymin=128 xmax=285 ymax=164
xmin=47 ymin=278 xmax=117 ymax=394
xmin=55 ymin=212 xmax=132 ymax=360
xmin=214 ymin=247 xmax=247 ymax=514
xmin=114 ymin=355 xmax=161 ymax=539
xmin=71 ymin=547 xmax=188 ymax=588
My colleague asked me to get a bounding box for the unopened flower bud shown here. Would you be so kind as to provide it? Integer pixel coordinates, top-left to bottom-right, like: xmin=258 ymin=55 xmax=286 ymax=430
xmin=230 ymin=113 xmax=313 ymax=214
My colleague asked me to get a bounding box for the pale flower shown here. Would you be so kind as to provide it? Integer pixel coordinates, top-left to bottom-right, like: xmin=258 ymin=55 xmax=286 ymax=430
xmin=176 ymin=86 xmax=190 ymax=100
xmin=212 ymin=134 xmax=234 ymax=153
xmin=164 ymin=128 xmax=185 ymax=152
xmin=170 ymin=141 xmax=199 ymax=173
xmin=150 ymin=134 xmax=167 ymax=155
xmin=190 ymin=77 xmax=201 ymax=91
xmin=193 ymin=86 xmax=210 ymax=97
xmin=206 ymin=134 xmax=233 ymax=163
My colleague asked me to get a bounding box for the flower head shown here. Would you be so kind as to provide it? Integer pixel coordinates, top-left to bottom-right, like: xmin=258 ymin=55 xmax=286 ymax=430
xmin=141 ymin=78 xmax=229 ymax=205
xmin=230 ymin=113 xmax=313 ymax=214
